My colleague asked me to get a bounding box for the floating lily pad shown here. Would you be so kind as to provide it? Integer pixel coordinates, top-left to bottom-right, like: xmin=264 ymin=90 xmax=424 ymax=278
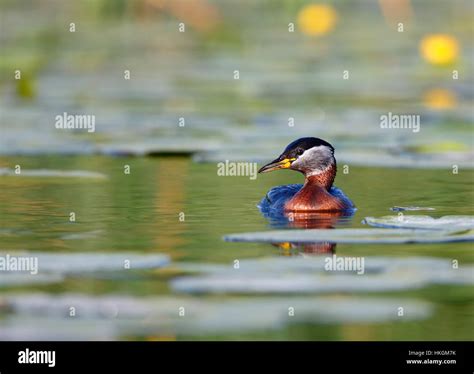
xmin=97 ymin=139 xmax=220 ymax=157
xmin=0 ymin=168 xmax=107 ymax=179
xmin=0 ymin=251 xmax=170 ymax=275
xmin=0 ymin=228 xmax=33 ymax=237
xmin=0 ymin=293 xmax=432 ymax=339
xmin=171 ymin=256 xmax=473 ymax=294
xmin=390 ymin=206 xmax=436 ymax=212
xmin=0 ymin=273 xmax=63 ymax=287
xmin=362 ymin=215 xmax=474 ymax=231
xmin=0 ymin=317 xmax=117 ymax=340
xmin=333 ymin=149 xmax=474 ymax=169
xmin=224 ymin=228 xmax=474 ymax=244
xmin=60 ymin=230 xmax=104 ymax=240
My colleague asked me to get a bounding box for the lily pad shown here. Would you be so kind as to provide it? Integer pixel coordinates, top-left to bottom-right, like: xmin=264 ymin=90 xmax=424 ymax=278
xmin=0 ymin=293 xmax=432 ymax=339
xmin=60 ymin=230 xmax=104 ymax=240
xmin=0 ymin=251 xmax=170 ymax=275
xmin=390 ymin=206 xmax=436 ymax=212
xmin=0 ymin=168 xmax=107 ymax=179
xmin=171 ymin=256 xmax=473 ymax=294
xmin=0 ymin=273 xmax=63 ymax=287
xmin=362 ymin=215 xmax=474 ymax=231
xmin=224 ymin=228 xmax=474 ymax=244
xmin=97 ymin=139 xmax=220 ymax=157
xmin=0 ymin=317 xmax=117 ymax=340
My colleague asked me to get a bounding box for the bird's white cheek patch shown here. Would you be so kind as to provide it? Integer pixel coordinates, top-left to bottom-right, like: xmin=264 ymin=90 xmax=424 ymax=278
xmin=293 ymin=146 xmax=333 ymax=173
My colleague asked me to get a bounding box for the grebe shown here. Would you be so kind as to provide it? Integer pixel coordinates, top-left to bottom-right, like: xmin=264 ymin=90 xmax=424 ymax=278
xmin=258 ymin=137 xmax=355 ymax=215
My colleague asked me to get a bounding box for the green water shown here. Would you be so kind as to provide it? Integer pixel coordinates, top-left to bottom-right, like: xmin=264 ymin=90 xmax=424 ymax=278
xmin=0 ymin=155 xmax=472 ymax=340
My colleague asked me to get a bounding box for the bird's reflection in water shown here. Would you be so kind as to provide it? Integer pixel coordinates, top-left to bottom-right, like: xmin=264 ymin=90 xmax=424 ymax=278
xmin=266 ymin=210 xmax=354 ymax=256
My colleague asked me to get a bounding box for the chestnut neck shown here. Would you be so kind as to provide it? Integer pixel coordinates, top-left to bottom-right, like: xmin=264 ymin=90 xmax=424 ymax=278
xmin=303 ymin=163 xmax=336 ymax=191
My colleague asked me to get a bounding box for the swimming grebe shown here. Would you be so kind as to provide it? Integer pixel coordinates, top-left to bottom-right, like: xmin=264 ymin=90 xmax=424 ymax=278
xmin=258 ymin=137 xmax=355 ymax=214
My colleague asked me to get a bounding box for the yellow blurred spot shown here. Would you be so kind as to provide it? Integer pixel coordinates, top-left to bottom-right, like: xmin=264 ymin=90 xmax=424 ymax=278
xmin=16 ymin=74 xmax=36 ymax=99
xmin=297 ymin=4 xmax=338 ymax=36
xmin=423 ymin=88 xmax=457 ymax=109
xmin=420 ymin=34 xmax=459 ymax=65
xmin=279 ymin=242 xmax=292 ymax=250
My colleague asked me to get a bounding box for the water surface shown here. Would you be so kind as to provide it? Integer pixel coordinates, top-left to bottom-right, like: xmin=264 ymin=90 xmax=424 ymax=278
xmin=0 ymin=155 xmax=472 ymax=340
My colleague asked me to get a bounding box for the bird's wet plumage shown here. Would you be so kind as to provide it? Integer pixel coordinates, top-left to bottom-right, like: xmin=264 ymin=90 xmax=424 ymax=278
xmin=258 ymin=183 xmax=355 ymax=218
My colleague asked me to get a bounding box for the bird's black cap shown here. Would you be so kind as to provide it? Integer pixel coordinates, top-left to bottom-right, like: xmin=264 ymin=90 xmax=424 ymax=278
xmin=259 ymin=137 xmax=335 ymax=174
xmin=283 ymin=137 xmax=334 ymax=157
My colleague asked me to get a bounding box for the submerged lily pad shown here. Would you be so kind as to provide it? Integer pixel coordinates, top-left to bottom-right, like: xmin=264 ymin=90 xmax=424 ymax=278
xmin=0 ymin=293 xmax=432 ymax=339
xmin=362 ymin=215 xmax=474 ymax=231
xmin=0 ymin=168 xmax=107 ymax=179
xmin=0 ymin=273 xmax=63 ymax=287
xmin=97 ymin=139 xmax=220 ymax=157
xmin=0 ymin=251 xmax=170 ymax=275
xmin=0 ymin=228 xmax=33 ymax=237
xmin=390 ymin=206 xmax=436 ymax=212
xmin=171 ymin=256 xmax=473 ymax=294
xmin=0 ymin=317 xmax=117 ymax=340
xmin=60 ymin=230 xmax=104 ymax=240
xmin=224 ymin=228 xmax=474 ymax=244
